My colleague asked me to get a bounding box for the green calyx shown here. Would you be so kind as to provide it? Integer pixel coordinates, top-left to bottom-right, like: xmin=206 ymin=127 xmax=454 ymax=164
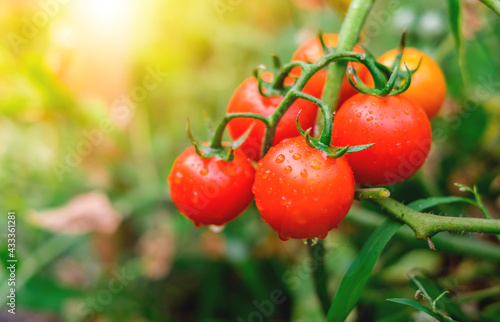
xmin=348 ymin=62 xmax=413 ymax=97
xmin=345 ymin=31 xmax=421 ymax=97
xmin=295 ymin=111 xmax=374 ymax=159
xmin=186 ymin=118 xmax=236 ymax=161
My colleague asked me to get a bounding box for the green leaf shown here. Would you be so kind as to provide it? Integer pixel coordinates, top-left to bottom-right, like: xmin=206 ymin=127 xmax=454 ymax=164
xmin=406 ymin=196 xmax=475 ymax=212
xmin=327 ymin=219 xmax=402 ymax=322
xmin=387 ymin=298 xmax=454 ymax=322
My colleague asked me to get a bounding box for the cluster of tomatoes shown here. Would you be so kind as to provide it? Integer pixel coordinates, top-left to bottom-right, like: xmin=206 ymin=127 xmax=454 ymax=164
xmin=168 ymin=33 xmax=446 ymax=241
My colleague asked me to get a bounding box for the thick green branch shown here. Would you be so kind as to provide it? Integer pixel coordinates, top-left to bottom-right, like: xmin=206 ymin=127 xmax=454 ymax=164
xmin=372 ymin=197 xmax=500 ymax=239
xmin=322 ymin=0 xmax=376 ymax=109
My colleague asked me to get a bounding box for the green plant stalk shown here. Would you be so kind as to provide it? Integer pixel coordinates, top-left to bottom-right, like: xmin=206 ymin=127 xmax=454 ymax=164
xmin=322 ymin=0 xmax=376 ymax=109
xmin=480 ymin=0 xmax=500 ymax=16
xmin=355 ymin=187 xmax=391 ymax=200
xmin=372 ymin=197 xmax=500 ymax=240
xmin=347 ymin=206 xmax=500 ymax=261
xmin=210 ymin=113 xmax=271 ymax=149
xmin=471 ymin=186 xmax=500 ymax=243
xmin=308 ymin=240 xmax=331 ymax=316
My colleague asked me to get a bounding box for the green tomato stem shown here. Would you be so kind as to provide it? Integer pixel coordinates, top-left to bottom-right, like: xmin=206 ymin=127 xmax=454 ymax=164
xmin=347 ymin=206 xmax=500 ymax=261
xmin=261 ymin=52 xmax=367 ymax=155
xmin=355 ymin=188 xmax=391 ymax=200
xmin=291 ymin=91 xmax=333 ymax=146
xmin=210 ymin=112 xmax=271 ymax=149
xmin=372 ymin=197 xmax=500 ymax=240
xmin=322 ymin=0 xmax=376 ymax=109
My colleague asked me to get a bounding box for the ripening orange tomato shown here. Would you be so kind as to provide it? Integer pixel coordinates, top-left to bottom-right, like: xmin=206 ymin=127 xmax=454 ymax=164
xmin=366 ymin=48 xmax=446 ymax=119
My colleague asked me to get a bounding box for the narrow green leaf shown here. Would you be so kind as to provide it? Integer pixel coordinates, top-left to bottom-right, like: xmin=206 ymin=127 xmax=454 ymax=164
xmin=406 ymin=196 xmax=475 ymax=212
xmin=479 ymin=0 xmax=500 ymax=16
xmin=387 ymin=298 xmax=454 ymax=322
xmin=327 ymin=219 xmax=402 ymax=322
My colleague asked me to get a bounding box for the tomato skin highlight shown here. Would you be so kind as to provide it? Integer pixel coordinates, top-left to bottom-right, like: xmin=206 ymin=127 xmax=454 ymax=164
xmin=291 ymin=33 xmax=367 ymax=108
xmin=366 ymin=47 xmax=446 ymax=119
xmin=253 ymin=136 xmax=355 ymax=240
xmin=332 ymin=94 xmax=432 ymax=186
xmin=168 ymin=147 xmax=255 ymax=227
xmin=227 ymin=76 xmax=319 ymax=162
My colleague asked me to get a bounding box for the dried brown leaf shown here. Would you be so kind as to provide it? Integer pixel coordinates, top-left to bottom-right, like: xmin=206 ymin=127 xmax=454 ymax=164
xmin=29 ymin=192 xmax=121 ymax=235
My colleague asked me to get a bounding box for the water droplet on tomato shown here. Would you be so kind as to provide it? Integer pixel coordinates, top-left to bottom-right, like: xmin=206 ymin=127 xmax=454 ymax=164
xmin=280 ymin=196 xmax=288 ymax=206
xmin=368 ymin=110 xmax=373 ymax=114
xmin=371 ymin=101 xmax=377 ymax=106
xmin=355 ymin=112 xmax=361 ymax=118
xmin=278 ymin=177 xmax=283 ymax=184
xmin=289 ymin=149 xmax=293 ymax=153
xmin=275 ymin=154 xmax=285 ymax=163
xmin=262 ymin=169 xmax=271 ymax=179
xmin=404 ymin=109 xmax=410 ymax=115
xmin=209 ymin=225 xmax=225 ymax=233
xmin=303 ymin=237 xmax=318 ymax=246
xmin=192 ymin=192 xmax=199 ymax=203
xmin=284 ymin=165 xmax=292 ymax=173
xmin=300 ymin=169 xmax=308 ymax=178
xmin=200 ymin=168 xmax=209 ymax=176
xmin=173 ymin=172 xmax=183 ymax=184
xmin=293 ymin=153 xmax=302 ymax=160
xmin=311 ymin=159 xmax=322 ymax=170
xmin=366 ymin=116 xmax=374 ymax=122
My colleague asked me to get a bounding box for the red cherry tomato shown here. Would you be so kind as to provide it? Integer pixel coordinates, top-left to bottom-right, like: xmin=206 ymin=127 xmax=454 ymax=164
xmin=365 ymin=47 xmax=446 ymax=119
xmin=332 ymin=94 xmax=432 ymax=185
xmin=253 ymin=136 xmax=355 ymax=240
xmin=168 ymin=147 xmax=255 ymax=227
xmin=227 ymin=74 xmax=319 ymax=161
xmin=290 ymin=33 xmax=367 ymax=108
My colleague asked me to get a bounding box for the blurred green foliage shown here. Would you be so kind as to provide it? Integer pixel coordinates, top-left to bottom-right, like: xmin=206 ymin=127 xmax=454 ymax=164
xmin=0 ymin=0 xmax=499 ymax=321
